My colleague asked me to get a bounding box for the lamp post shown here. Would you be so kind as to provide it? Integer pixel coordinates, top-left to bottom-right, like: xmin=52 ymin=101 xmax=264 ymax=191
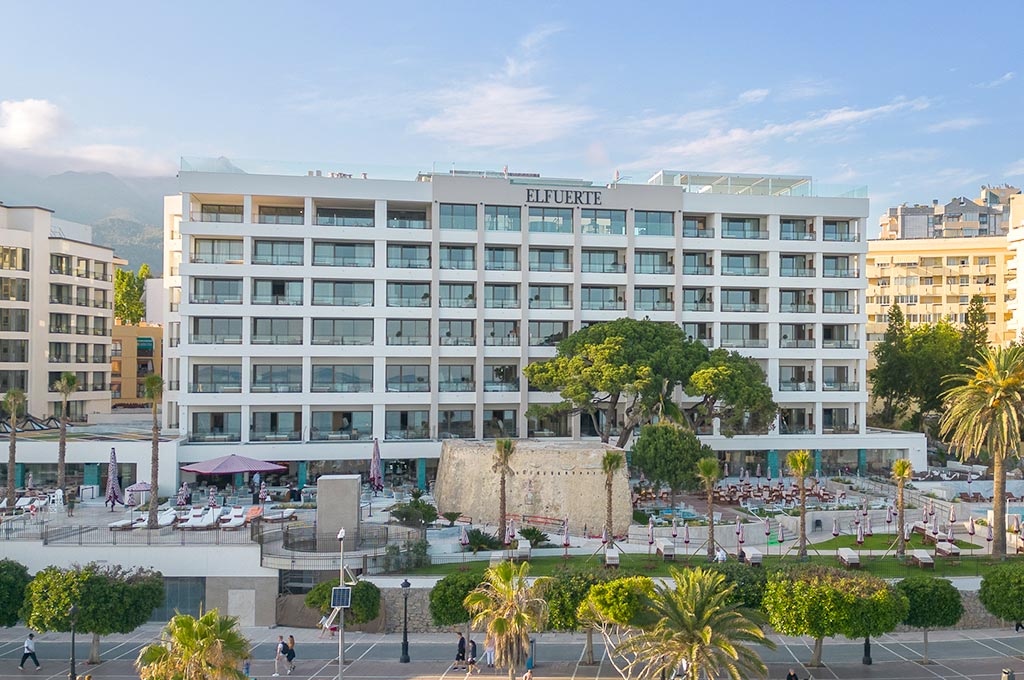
xmin=68 ymin=604 xmax=78 ymax=680
xmin=337 ymin=527 xmax=346 ymax=680
xmin=399 ymin=579 xmax=411 ymax=663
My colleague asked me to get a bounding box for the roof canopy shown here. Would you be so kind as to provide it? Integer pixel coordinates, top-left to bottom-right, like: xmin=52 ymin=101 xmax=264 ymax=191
xmin=180 ymin=454 xmax=287 ymax=476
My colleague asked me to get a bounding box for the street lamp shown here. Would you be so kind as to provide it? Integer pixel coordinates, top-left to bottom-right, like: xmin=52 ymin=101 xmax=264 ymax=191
xmin=68 ymin=604 xmax=79 ymax=680
xmin=399 ymin=579 xmax=411 ymax=663
xmin=337 ymin=528 xmax=346 ymax=680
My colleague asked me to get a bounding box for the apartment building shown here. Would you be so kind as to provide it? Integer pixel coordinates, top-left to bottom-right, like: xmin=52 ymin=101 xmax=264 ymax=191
xmin=865 ymin=236 xmax=1015 ymax=345
xmin=162 ymin=161 xmax=925 ymax=488
xmin=879 ymin=185 xmax=1019 ymax=240
xmin=111 ymin=321 xmax=163 ymax=406
xmin=0 ymin=203 xmax=114 ymax=421
xmin=1006 ymin=195 xmax=1024 ymax=340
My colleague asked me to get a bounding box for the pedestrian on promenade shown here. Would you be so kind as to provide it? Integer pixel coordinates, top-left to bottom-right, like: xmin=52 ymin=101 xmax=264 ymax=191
xmin=520 ymin=670 xmax=533 ymax=680
xmin=286 ymin=634 xmax=296 ymax=674
xmin=483 ymin=635 xmax=495 ymax=668
xmin=785 ymin=669 xmax=799 ymax=680
xmin=66 ymin=494 xmax=75 ymax=517
xmin=19 ymin=633 xmax=40 ymax=671
xmin=455 ymin=632 xmax=466 ymax=670
xmin=466 ymin=639 xmax=479 ymax=675
xmin=1016 ymin=620 xmax=1022 ymax=632
xmin=272 ymin=634 xmax=286 ymax=676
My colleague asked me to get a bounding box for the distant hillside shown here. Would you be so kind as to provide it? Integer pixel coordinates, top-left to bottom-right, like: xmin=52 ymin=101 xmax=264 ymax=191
xmin=0 ymin=169 xmax=175 ymax=272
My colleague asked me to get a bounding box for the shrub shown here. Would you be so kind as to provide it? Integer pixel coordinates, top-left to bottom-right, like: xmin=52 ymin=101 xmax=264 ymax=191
xmin=979 ymin=562 xmax=1024 ymax=624
xmin=519 ymin=526 xmax=549 ymax=548
xmin=705 ymin=561 xmax=769 ymax=609
xmin=632 ymin=509 xmax=649 ymax=524
xmin=305 ymin=580 xmax=380 ymax=624
xmin=442 ymin=511 xmax=462 ymax=527
xmin=466 ymin=528 xmax=502 ymax=554
xmin=0 ymin=559 xmax=30 ymax=627
xmin=408 ymin=539 xmax=430 ymax=569
xmin=390 ymin=497 xmax=439 ymax=526
xmin=429 ymin=572 xmax=481 ymax=626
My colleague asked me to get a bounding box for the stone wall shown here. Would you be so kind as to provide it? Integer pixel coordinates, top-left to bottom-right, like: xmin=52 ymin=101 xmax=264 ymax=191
xmin=435 ymin=440 xmax=632 ymax=535
xmin=380 ymin=587 xmax=451 ymax=634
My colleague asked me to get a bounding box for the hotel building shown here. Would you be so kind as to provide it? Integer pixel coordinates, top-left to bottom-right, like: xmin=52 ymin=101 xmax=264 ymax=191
xmin=0 ymin=202 xmax=114 ymax=423
xmin=161 ymin=160 xmax=925 ymax=490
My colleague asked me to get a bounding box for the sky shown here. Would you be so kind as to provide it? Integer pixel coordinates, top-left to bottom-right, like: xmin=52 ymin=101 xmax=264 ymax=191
xmin=1 ymin=1 xmax=1022 ymax=231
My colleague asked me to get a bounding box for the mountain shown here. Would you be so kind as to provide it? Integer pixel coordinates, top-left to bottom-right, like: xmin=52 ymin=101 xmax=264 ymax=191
xmin=0 ymin=169 xmax=176 ymax=273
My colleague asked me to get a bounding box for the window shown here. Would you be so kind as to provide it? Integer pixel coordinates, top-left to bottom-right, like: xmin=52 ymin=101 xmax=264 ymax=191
xmin=312 ymin=281 xmax=373 ymax=306
xmin=50 ymin=254 xmax=72 ymax=275
xmin=313 ymin=241 xmax=374 ymax=267
xmin=582 ymin=250 xmax=624 ymax=273
xmin=440 ymin=320 xmax=474 ymax=346
xmin=49 ymin=283 xmax=72 ymax=305
xmin=251 ymin=364 xmax=303 ymax=393
xmin=484 ymin=409 xmax=517 ymax=438
xmin=191 ymin=278 xmax=242 ymax=304
xmin=485 ymin=247 xmax=519 ymax=271
xmin=635 ymin=251 xmax=673 ymax=274
xmin=529 ymin=248 xmax=571 ymax=272
xmin=722 ymin=217 xmax=765 ymax=239
xmin=316 ymin=207 xmax=374 ymax=227
xmin=252 ymin=279 xmax=303 ymax=305
xmin=137 ymin=337 xmax=154 ymax=358
xmin=251 ymin=411 xmax=301 ymax=440
xmin=721 ymin=289 xmax=764 ymax=312
xmin=190 ymin=412 xmax=241 ymax=441
xmin=0 ymin=308 xmax=29 ymax=332
xmin=0 ymin=278 xmax=29 ymax=301
xmin=387 ymin=210 xmax=429 ymax=230
xmin=438 ymin=365 xmax=474 ymax=392
xmin=386 ymin=319 xmax=430 ymax=345
xmin=823 ymin=291 xmax=853 ymax=313
xmin=197 ymin=204 xmax=243 ymax=222
xmin=581 ymin=286 xmax=621 ymax=310
xmin=529 ymin=321 xmax=569 ymax=346
xmin=0 ymin=370 xmax=28 ymax=391
xmin=257 ymin=206 xmax=303 ymax=225
xmin=720 ymin=323 xmax=766 ymax=348
xmin=385 ymin=410 xmax=429 ymax=440
xmin=251 ymin=318 xmax=302 ymax=344
xmin=682 ymin=252 xmax=713 ymax=275
xmin=681 ymin=217 xmax=710 ymax=238
xmin=635 ymin=287 xmax=672 ymax=311
xmin=722 ymin=253 xmax=765 ymax=276
xmin=635 ymin=211 xmax=673 ymax=236
xmin=485 ymin=205 xmax=521 ymax=232
xmin=253 ymin=240 xmax=303 ymax=265
xmin=111 ymin=340 xmax=122 ymax=357
xmin=190 ymin=317 xmax=242 ymax=344
xmin=190 ymin=365 xmax=242 ymax=393
xmin=387 ymin=282 xmax=430 ymax=307
xmin=439 ymin=283 xmax=475 ymax=308
xmin=387 ymin=244 xmax=430 ymax=269
xmin=387 ymin=365 xmax=430 ymax=392
xmin=49 ymin=313 xmax=71 ymax=333
xmin=191 ymin=239 xmax=242 ymax=264
xmin=780 ymin=218 xmax=813 ymax=240
xmin=528 ymin=412 xmax=569 ymax=437
xmin=484 ymin=320 xmax=519 ymax=345
xmin=440 ymin=246 xmax=475 ymax=270
xmin=528 ymin=207 xmax=573 ymax=233
xmin=485 ymin=284 xmax=519 ymax=308
xmin=311 ymin=410 xmax=372 ymax=440
xmin=0 ymin=340 xmax=28 ymax=362
xmin=440 ymin=203 xmax=477 ymax=230
xmin=0 ymin=247 xmax=29 ymax=271
xmin=439 ymin=409 xmax=474 ymax=438
xmin=581 ymin=209 xmax=626 ymax=235
xmin=484 ymin=364 xmax=519 ymax=391
xmin=529 ymin=285 xmax=571 ymax=309
xmin=681 ymin=288 xmax=712 ymax=311
xmin=312 ymin=319 xmax=373 ymax=345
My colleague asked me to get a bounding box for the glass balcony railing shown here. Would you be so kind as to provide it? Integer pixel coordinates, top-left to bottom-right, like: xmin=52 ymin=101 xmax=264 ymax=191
xmin=191 ymin=294 xmax=243 ymax=304
xmin=313 ymin=256 xmax=374 ymax=267
xmin=440 ymin=336 xmax=475 ymax=346
xmin=311 ymin=381 xmax=373 ymax=393
xmin=681 ymin=301 xmax=713 ymax=311
xmin=682 ymin=264 xmax=714 ymax=275
xmin=190 ymin=432 xmax=242 ymax=443
xmin=781 ymin=230 xmax=815 ymax=241
xmin=256 ymin=214 xmax=303 ymax=225
xmin=387 ymin=335 xmax=430 ymax=346
xmin=317 ymin=214 xmax=375 ymax=227
xmin=722 ymin=266 xmax=768 ymax=276
xmin=439 ymin=297 xmax=476 ymax=308
xmin=251 ymin=382 xmax=303 ymax=393
xmin=250 ymin=431 xmax=301 ymax=442
xmin=484 ymin=335 xmax=519 ymax=346
xmin=529 ymin=262 xmax=573 ymax=272
xmin=50 ymin=325 xmax=71 ymax=334
xmin=92 ymin=272 xmax=113 ymax=281
xmin=720 ymin=338 xmax=768 ymax=348
xmin=251 ymin=334 xmax=302 ymax=344
xmin=50 ymin=296 xmax=73 ymax=305
xmin=530 ymin=299 xmax=573 ymax=309
xmin=780 ymin=267 xmax=816 ymax=277
xmin=682 ymin=227 xmax=714 ymax=238
xmin=823 ymin=339 xmax=859 ymax=349
xmin=781 ymin=425 xmax=816 ymax=435
xmin=439 ymin=381 xmax=475 ymax=392
xmin=582 ymin=263 xmax=626 ymax=273
xmin=387 ymin=296 xmax=431 ymax=307
xmin=92 ymin=300 xmax=112 ymax=309
xmin=313 ymin=296 xmax=373 ymax=306
xmin=635 ymin=300 xmax=673 ymax=311
xmin=252 ymin=294 xmax=304 ymax=305
xmin=191 ymin=253 xmax=244 ymax=264
xmin=252 ymin=255 xmax=303 ymax=265
xmin=825 ymin=424 xmax=859 ymax=434
xmin=75 ymin=298 xmax=90 ymax=307
xmin=313 ymin=335 xmax=373 ymax=345
xmin=823 ymin=381 xmax=860 ymax=391
xmin=780 ymin=339 xmax=815 ymax=348
xmin=91 ymin=355 xmax=108 ymax=363
xmin=388 ymin=258 xmax=431 ymax=269
xmin=780 ymin=303 xmax=815 ymax=313
xmin=386 ymin=382 xmax=430 ymax=393
xmin=779 ymin=381 xmax=816 ymax=392
xmin=191 ymin=211 xmax=243 ymax=223
xmin=823 ymin=269 xmax=860 ymax=278
xmin=581 ymin=300 xmax=624 ymax=310
xmin=485 ymin=261 xmax=520 ymax=271
xmin=824 ymin=232 xmax=859 ymax=242
xmin=485 ymin=381 xmax=520 ymax=392
xmin=440 ymin=260 xmax=476 ymax=270
xmin=635 ymin=264 xmax=673 ymax=275
xmin=189 ymin=382 xmax=242 ymax=393
xmin=387 ymin=218 xmax=429 ymax=230
xmin=721 ymin=302 xmax=767 ymax=312
xmin=484 ymin=299 xmax=520 ymax=309
xmin=385 ymin=427 xmax=429 ymax=440
xmin=823 ymin=305 xmax=856 ymax=314
xmin=723 ymin=229 xmax=769 ymax=239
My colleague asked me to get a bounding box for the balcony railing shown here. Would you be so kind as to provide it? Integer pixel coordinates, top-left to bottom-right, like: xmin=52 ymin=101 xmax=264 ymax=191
xmin=781 ymin=231 xmax=816 ymax=241
xmin=312 ymin=335 xmax=373 ymax=345
xmin=780 ymin=303 xmax=815 ymax=313
xmin=166 ymin=380 xmax=180 ymax=390
xmin=169 ymin=337 xmax=181 ymax=347
xmin=387 ymin=335 xmax=430 ymax=346
xmin=440 ymin=297 xmax=476 ymax=308
xmin=387 ymin=296 xmax=430 ymax=307
xmin=256 ymin=214 xmax=304 ymax=225
xmin=823 ymin=269 xmax=860 ymax=278
xmin=720 ymin=338 xmax=768 ymax=348
xmin=439 ymin=260 xmax=475 ymax=270
xmin=91 ymin=355 xmax=107 ymax=363
xmin=50 ymin=325 xmax=71 ymax=334
xmin=722 ymin=229 xmax=768 ymax=239
xmin=823 ymin=381 xmax=860 ymax=391
xmin=48 ymin=355 xmax=71 ymax=363
xmin=825 ymin=424 xmax=860 ymax=434
xmin=311 ymin=382 xmax=372 ymax=393
xmin=91 ymin=383 xmax=107 ymax=391
xmin=49 ymin=296 xmax=72 ymax=305
xmin=313 ymin=295 xmax=374 ymax=306
xmin=823 ymin=339 xmax=859 ymax=349
xmin=190 ymin=334 xmax=243 ymax=344
xmin=92 ymin=328 xmax=110 ymax=336
xmin=251 ymin=382 xmax=303 ymax=393
xmin=484 ymin=299 xmax=520 ymax=309
xmin=782 ymin=426 xmax=816 ymax=435
xmin=311 ymin=430 xmax=371 ymax=441
xmin=635 ymin=264 xmax=674 ymax=275
xmin=780 ymin=267 xmax=816 ymax=277
xmin=252 ymin=294 xmax=304 ymax=305
xmin=252 ymin=255 xmax=304 ymax=266
xmin=75 ymin=298 xmax=90 ymax=307
xmin=250 ymin=431 xmax=301 ymax=442
xmin=721 ymin=302 xmax=767 ymax=312
xmin=92 ymin=272 xmax=113 ymax=282
xmin=190 ymin=254 xmax=244 ymax=265
xmin=189 ymin=432 xmax=242 ymax=443
xmin=635 ymin=301 xmax=673 ymax=311
xmin=386 ymin=382 xmax=430 ymax=392
xmin=779 ymin=381 xmax=816 ymax=391
xmin=440 ymin=336 xmax=475 ymax=346
xmin=681 ymin=301 xmax=713 ymax=311
xmin=529 ymin=262 xmax=573 ymax=272
xmin=484 ymin=381 xmax=520 ymax=392
xmin=189 ymin=382 xmax=242 ymax=393
xmin=385 ymin=428 xmax=429 ymax=440
xmin=484 ymin=335 xmax=519 ymax=346
xmin=682 ymin=264 xmax=714 ymax=275
xmin=582 ymin=263 xmax=626 ymax=273
xmin=191 ymin=294 xmax=243 ymax=304
xmin=824 ymin=232 xmax=859 ymax=242
xmin=317 ymin=214 xmax=375 ymax=228
xmin=722 ymin=266 xmax=768 ymax=276
xmin=439 ymin=381 xmax=475 ymax=392
xmin=191 ymin=210 xmax=243 ymax=223
xmin=682 ymin=227 xmax=714 ymax=238
xmin=780 ymin=339 xmax=815 ymax=348
xmin=581 ymin=300 xmax=624 ymax=311
xmin=485 ymin=261 xmax=520 ymax=271
xmin=92 ymin=300 xmax=112 ymax=309
xmin=823 ymin=305 xmax=856 ymax=314
xmin=387 ymin=218 xmax=429 ymax=230
xmin=388 ymin=258 xmax=431 ymax=269
xmin=530 ymin=299 xmax=573 ymax=309
xmin=251 ymin=334 xmax=302 ymax=344
xmin=313 ymin=256 xmax=374 ymax=267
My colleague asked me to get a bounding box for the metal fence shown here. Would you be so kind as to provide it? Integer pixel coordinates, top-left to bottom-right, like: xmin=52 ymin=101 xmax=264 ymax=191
xmin=42 ymin=523 xmax=257 ymax=546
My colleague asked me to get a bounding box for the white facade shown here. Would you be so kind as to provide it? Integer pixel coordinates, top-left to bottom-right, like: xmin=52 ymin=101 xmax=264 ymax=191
xmin=162 ymin=165 xmax=926 ymax=481
xmin=0 ymin=202 xmax=114 ymax=421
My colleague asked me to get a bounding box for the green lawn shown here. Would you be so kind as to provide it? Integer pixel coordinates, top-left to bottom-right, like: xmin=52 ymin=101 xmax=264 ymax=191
xmin=811 ymin=534 xmax=980 ymax=551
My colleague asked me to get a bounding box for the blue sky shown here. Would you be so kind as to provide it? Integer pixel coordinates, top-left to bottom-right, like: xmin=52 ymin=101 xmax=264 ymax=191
xmin=1 ymin=1 xmax=1022 ymax=230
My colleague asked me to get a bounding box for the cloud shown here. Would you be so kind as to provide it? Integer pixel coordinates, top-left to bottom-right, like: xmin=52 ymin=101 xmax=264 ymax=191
xmin=0 ymin=99 xmax=64 ymax=148
xmin=1007 ymin=159 xmax=1024 ymax=177
xmin=777 ymin=78 xmax=836 ymax=100
xmin=626 ymin=97 xmax=929 ymax=170
xmin=974 ymin=72 xmax=1015 ymax=88
xmin=737 ymin=88 xmax=770 ymax=104
xmin=925 ymin=117 xmax=985 ymax=133
xmin=0 ymin=98 xmax=172 ymax=175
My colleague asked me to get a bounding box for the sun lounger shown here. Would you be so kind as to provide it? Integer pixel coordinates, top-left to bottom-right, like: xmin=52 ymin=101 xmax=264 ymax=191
xmin=911 ymin=549 xmax=935 ymax=569
xmin=744 ymin=547 xmax=763 ymax=566
xmin=604 ymin=549 xmax=620 ymax=568
xmin=221 ymin=507 xmax=248 ymax=530
xmin=14 ymin=497 xmax=33 ymax=511
xmin=656 ymin=538 xmax=676 ymax=561
xmin=838 ymin=547 xmax=860 ymax=569
xmin=177 ymin=510 xmax=206 ymax=530
xmin=515 ymin=543 xmax=532 ymax=561
xmin=262 ymin=508 xmax=296 ymax=523
xmin=936 ymin=541 xmax=961 ymax=557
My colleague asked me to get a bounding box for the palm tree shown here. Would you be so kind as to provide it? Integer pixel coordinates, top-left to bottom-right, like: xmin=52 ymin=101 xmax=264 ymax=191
xmin=3 ymin=388 xmax=26 ymax=508
xmin=616 ymin=567 xmax=774 ymax=680
xmin=52 ymin=372 xmax=78 ymax=492
xmin=892 ymin=458 xmax=913 ymax=559
xmin=787 ymin=450 xmax=814 ymax=558
xmin=464 ymin=560 xmax=552 ymax=680
xmin=696 ymin=457 xmax=720 ymax=562
xmin=939 ymin=345 xmax=1024 ymax=558
xmin=144 ymin=375 xmax=164 ymax=529
xmin=136 ymin=608 xmax=250 ymax=680
xmin=492 ymin=438 xmax=516 ymax=536
xmin=602 ymin=450 xmax=625 ymax=540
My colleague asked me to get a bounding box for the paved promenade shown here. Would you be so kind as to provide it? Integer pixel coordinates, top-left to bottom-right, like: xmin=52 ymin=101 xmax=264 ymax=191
xmin=1 ymin=625 xmax=1022 ymax=680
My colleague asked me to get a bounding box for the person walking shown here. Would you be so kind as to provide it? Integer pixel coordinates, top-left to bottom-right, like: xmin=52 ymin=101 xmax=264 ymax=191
xmin=466 ymin=639 xmax=479 ymax=675
xmin=19 ymin=633 xmax=40 ymax=671
xmin=272 ymin=634 xmax=286 ymax=676
xmin=286 ymin=634 xmax=296 ymax=674
xmin=65 ymin=493 xmax=75 ymax=517
xmin=483 ymin=635 xmax=495 ymax=668
xmin=454 ymin=632 xmax=466 ymax=670
xmin=785 ymin=669 xmax=800 ymax=680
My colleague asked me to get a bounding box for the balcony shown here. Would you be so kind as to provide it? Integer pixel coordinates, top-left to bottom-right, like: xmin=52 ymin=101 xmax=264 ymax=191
xmin=721 ymin=302 xmax=767 ymax=313
xmin=681 ymin=301 xmax=713 ymax=312
xmin=485 ymin=381 xmax=520 ymax=392
xmin=440 ymin=297 xmax=476 ymax=308
xmin=582 ymin=263 xmax=626 ymax=273
xmin=252 ymin=294 xmax=304 ymax=305
xmin=387 ymin=296 xmax=430 ymax=308
xmin=50 ymin=325 xmax=72 ymax=334
xmin=388 ymin=258 xmax=431 ymax=269
xmin=485 ymin=261 xmax=520 ymax=271
xmin=823 ymin=269 xmax=860 ymax=279
xmin=682 ymin=264 xmax=713 ymax=275
xmin=255 ymin=213 xmax=303 ymax=226
xmin=251 ymin=334 xmax=302 ymax=345
xmin=189 ymin=382 xmax=242 ymax=393
xmin=191 ymin=210 xmax=243 ymax=223
xmin=92 ymin=328 xmax=110 ymax=336
xmin=780 ymin=303 xmax=815 ymax=313
xmin=824 ymin=232 xmax=859 ymax=242
xmin=581 ymin=300 xmax=624 ymax=311
xmin=823 ymin=305 xmax=856 ymax=314
xmin=825 ymin=424 xmax=859 ymax=434
xmin=484 ymin=336 xmax=519 ymax=346
xmin=823 ymin=381 xmax=860 ymax=392
xmin=722 ymin=229 xmax=768 ymax=240
xmin=387 ymin=218 xmax=429 ymax=230
xmin=530 ymin=299 xmax=572 ymax=309
xmin=635 ymin=300 xmax=673 ymax=311
xmin=48 ymin=355 xmax=71 ymax=364
xmin=529 ymin=262 xmax=573 ymax=272
xmin=440 ymin=336 xmax=475 ymax=346
xmin=92 ymin=300 xmax=112 ymax=309
xmin=313 ymin=335 xmax=373 ymax=345
xmin=91 ymin=383 xmax=107 ymax=392
xmin=75 ymin=298 xmax=90 ymax=307
xmin=388 ymin=335 xmax=430 ymax=346
xmin=49 ymin=296 xmax=73 ymax=305
xmin=439 ymin=260 xmax=475 ymax=271
xmin=780 ymin=267 xmax=816 ymax=277
xmin=311 ymin=381 xmax=372 ymax=393
xmin=635 ymin=264 xmax=674 ymax=275
xmin=316 ymin=213 xmax=375 ymax=228
xmin=253 ymin=254 xmax=303 ymax=266
xmin=191 ymin=253 xmax=243 ymax=265
xmin=781 ymin=425 xmax=816 ymax=435
xmin=251 ymin=382 xmax=303 ymax=393
xmin=189 ymin=432 xmax=242 ymax=443
xmin=823 ymin=339 xmax=859 ymax=349
xmin=385 ymin=427 xmax=429 ymax=440
xmin=781 ymin=230 xmax=815 ymax=241
xmin=682 ymin=227 xmax=714 ymax=238
xmin=779 ymin=381 xmax=816 ymax=392
xmin=250 ymin=431 xmax=301 ymax=442
xmin=386 ymin=382 xmax=430 ymax=393
xmin=780 ymin=339 xmax=815 ymax=348
xmin=485 ymin=299 xmax=520 ymax=309
xmin=439 ymin=381 xmax=475 ymax=392
xmin=91 ymin=355 xmax=107 ymax=364
xmin=191 ymin=293 xmax=243 ymax=304
xmin=92 ymin=272 xmax=113 ymax=282
xmin=722 ymin=266 xmax=768 ymax=276
xmin=314 ymin=294 xmax=374 ymax=307
xmin=720 ymin=338 xmax=768 ymax=348
xmin=313 ymin=255 xmax=374 ymax=267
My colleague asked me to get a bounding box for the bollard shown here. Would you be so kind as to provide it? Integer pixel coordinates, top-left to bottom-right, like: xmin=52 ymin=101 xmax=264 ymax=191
xmin=1002 ymin=670 xmax=1015 ymax=680
xmin=526 ymin=638 xmax=536 ymax=670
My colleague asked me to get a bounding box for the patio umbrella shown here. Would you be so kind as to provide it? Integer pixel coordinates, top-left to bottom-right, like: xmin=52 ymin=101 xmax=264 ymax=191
xmin=987 ymin=524 xmax=994 ymax=544
xmin=931 ymin=516 xmax=939 ymax=538
xmin=737 ymin=522 xmax=745 ymax=545
xmin=928 ymin=499 xmax=936 ymax=517
xmin=777 ymin=524 xmax=785 ymax=544
xmin=671 ymin=517 xmax=678 ymax=539
xmin=460 ymin=526 xmax=470 ymax=549
xmin=968 ymin=516 xmax=976 ymax=537
xmin=854 ymin=511 xmax=860 ymax=526
xmin=562 ymin=519 xmax=570 ymax=547
xmin=26 ymin=472 xmax=33 ymax=489
xmin=648 ymin=516 xmax=655 ymax=554
xmin=723 ymin=462 xmax=729 ymax=479
xmin=766 ymin=466 xmax=773 ymax=484
xmin=126 ymin=481 xmax=151 ymax=507
xmin=865 ymin=516 xmax=873 ymax=537
xmin=683 ymin=524 xmax=690 ymax=546
xmin=763 ymin=517 xmax=771 ymax=539
xmin=258 ymin=481 xmax=268 ymax=504
xmin=104 ymin=447 xmax=123 ymax=511
xmin=886 ymin=505 xmax=893 ymax=526
xmin=947 ymin=523 xmax=955 ymax=543
xmin=180 ymin=454 xmax=287 ymax=475
xmin=506 ymin=519 xmax=516 ymax=546
xmin=369 ymin=437 xmax=384 ymax=492
xmin=832 ymin=518 xmax=840 ymax=537
xmin=904 ymin=523 xmax=911 ymax=542
xmin=967 ymin=474 xmax=973 ymax=495
xmin=948 ymin=505 xmax=957 ymax=524
xmin=176 ymin=482 xmax=189 ymax=507
xmin=1013 ymin=515 xmax=1022 ymax=534
xmin=126 ymin=490 xmax=136 ymax=522
xmin=601 ymin=525 xmax=609 ymax=545
xmin=922 ymin=506 xmax=929 ymax=523
xmin=862 ymin=497 xmax=868 ymax=517
xmin=756 ymin=463 xmax=762 ymax=480
xmin=735 ymin=518 xmax=742 ymax=536
xmin=856 ymin=523 xmax=864 ymax=545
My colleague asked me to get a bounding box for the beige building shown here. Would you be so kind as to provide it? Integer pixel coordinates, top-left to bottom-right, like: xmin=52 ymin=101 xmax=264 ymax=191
xmin=866 ymin=235 xmax=1015 ymax=345
xmin=0 ymin=202 xmax=114 ymax=421
xmin=1005 ymin=195 xmax=1024 ymax=340
xmin=111 ymin=321 xmax=163 ymax=407
xmin=878 ymin=185 xmax=1019 ymax=240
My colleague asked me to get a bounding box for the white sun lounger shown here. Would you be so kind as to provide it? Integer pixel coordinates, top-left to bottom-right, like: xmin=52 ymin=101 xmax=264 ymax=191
xmin=262 ymin=508 xmax=296 ymax=523
xmin=221 ymin=507 xmax=248 ymax=530
xmin=177 ymin=510 xmax=206 ymax=530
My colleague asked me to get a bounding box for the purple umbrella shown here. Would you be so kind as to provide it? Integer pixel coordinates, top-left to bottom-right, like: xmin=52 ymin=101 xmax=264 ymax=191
xmin=671 ymin=517 xmax=678 ymax=539
xmin=856 ymin=523 xmax=864 ymax=545
xmin=562 ymin=520 xmax=571 ymax=548
xmin=735 ymin=518 xmax=742 ymax=536
xmin=104 ymin=447 xmax=123 ymax=511
xmin=683 ymin=524 xmax=691 ymax=545
xmin=756 ymin=463 xmax=762 ymax=480
xmin=968 ymin=517 xmax=976 ymax=537
xmin=460 ymin=525 xmax=470 ymax=548
xmin=259 ymin=481 xmax=268 ymax=504
xmin=723 ymin=462 xmax=729 ymax=479
xmin=928 ymin=499 xmax=935 ymax=517
xmin=777 ymin=524 xmax=786 ymax=543
xmin=865 ymin=516 xmax=873 ymax=537
xmin=737 ymin=523 xmax=745 ymax=545
xmin=904 ymin=523 xmax=911 ymax=542
xmin=886 ymin=505 xmax=893 ymax=525
xmin=948 ymin=505 xmax=957 ymax=524
xmin=832 ymin=518 xmax=840 ymax=537
xmin=176 ymin=482 xmax=189 ymax=507
xmin=763 ymin=517 xmax=771 ymax=538
xmin=923 ymin=506 xmax=929 ymax=523
xmin=987 ymin=523 xmax=994 ymax=544
xmin=207 ymin=487 xmax=217 ymax=508
xmin=1013 ymin=515 xmax=1022 ymax=534
xmin=369 ymin=437 xmax=384 ymax=492
xmin=601 ymin=525 xmax=609 ymax=546
xmin=931 ymin=516 xmax=939 ymax=537
xmin=946 ymin=522 xmax=955 ymax=543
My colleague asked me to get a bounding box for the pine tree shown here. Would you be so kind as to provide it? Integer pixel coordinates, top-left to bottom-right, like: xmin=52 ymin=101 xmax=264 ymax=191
xmin=960 ymin=294 xmax=989 ymax=362
xmin=869 ymin=304 xmax=909 ymax=425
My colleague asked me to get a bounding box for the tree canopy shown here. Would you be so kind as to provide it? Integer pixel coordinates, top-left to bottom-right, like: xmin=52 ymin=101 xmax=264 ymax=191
xmin=684 ymin=349 xmax=777 ymax=435
xmin=961 ymin=294 xmax=990 ymax=360
xmin=136 ymin=609 xmax=250 ymax=680
xmin=114 ymin=263 xmax=151 ymax=325
xmin=904 ymin=321 xmax=964 ymax=415
xmin=0 ymin=559 xmax=30 ymax=627
xmin=896 ymin=575 xmax=963 ymax=663
xmin=870 ymin=303 xmax=911 ymax=424
xmin=979 ymin=562 xmax=1024 ymax=623
xmin=305 ymin=579 xmax=380 ymax=624
xmin=631 ymin=424 xmax=713 ymax=500
xmin=429 ymin=571 xmax=481 ymax=626
xmin=546 ymin=567 xmax=607 ymax=632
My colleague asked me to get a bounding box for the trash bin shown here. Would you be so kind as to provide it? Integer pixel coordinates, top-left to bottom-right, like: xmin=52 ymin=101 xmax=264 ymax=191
xmin=1002 ymin=670 xmax=1015 ymax=680
xmin=526 ymin=638 xmax=536 ymax=670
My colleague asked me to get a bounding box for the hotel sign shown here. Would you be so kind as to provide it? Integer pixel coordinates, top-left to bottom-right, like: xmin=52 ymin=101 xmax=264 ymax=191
xmin=526 ymin=188 xmax=602 ymax=206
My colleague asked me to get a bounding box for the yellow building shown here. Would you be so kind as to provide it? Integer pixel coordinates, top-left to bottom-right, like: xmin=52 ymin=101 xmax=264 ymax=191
xmin=866 ymin=235 xmax=1015 ymax=346
xmin=111 ymin=321 xmax=163 ymax=407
